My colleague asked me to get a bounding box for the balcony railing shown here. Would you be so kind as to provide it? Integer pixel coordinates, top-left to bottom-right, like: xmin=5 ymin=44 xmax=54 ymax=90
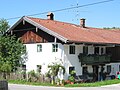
xmin=78 ymin=53 xmax=111 ymax=65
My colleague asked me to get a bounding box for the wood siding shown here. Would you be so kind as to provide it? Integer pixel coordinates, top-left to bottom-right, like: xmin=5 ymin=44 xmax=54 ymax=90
xmin=12 ymin=21 xmax=63 ymax=44
xmin=20 ymin=31 xmax=45 ymax=43
xmin=106 ymin=46 xmax=120 ymax=62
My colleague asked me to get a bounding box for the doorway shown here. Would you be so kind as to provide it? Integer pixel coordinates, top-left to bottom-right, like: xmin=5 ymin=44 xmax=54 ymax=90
xmin=92 ymin=65 xmax=99 ymax=81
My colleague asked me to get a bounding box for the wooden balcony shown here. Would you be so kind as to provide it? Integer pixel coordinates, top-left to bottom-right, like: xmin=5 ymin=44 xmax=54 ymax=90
xmin=78 ymin=54 xmax=111 ymax=65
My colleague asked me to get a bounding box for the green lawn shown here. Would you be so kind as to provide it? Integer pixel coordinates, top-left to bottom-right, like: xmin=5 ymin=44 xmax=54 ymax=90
xmin=8 ymin=79 xmax=54 ymax=86
xmin=8 ymin=79 xmax=120 ymax=87
xmin=65 ymin=79 xmax=120 ymax=87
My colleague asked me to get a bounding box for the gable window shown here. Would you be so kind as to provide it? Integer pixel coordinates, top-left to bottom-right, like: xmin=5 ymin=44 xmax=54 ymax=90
xmin=69 ymin=45 xmax=75 ymax=54
xmin=83 ymin=46 xmax=88 ymax=54
xmin=52 ymin=44 xmax=58 ymax=52
xmin=37 ymin=44 xmax=42 ymax=52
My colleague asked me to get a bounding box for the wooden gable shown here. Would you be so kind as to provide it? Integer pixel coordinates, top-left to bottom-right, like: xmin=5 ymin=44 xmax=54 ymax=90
xmin=20 ymin=31 xmax=47 ymax=43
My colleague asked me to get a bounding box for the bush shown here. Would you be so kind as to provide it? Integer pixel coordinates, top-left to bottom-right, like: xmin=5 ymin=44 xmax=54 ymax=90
xmin=28 ymin=70 xmax=36 ymax=77
xmin=68 ymin=76 xmax=75 ymax=82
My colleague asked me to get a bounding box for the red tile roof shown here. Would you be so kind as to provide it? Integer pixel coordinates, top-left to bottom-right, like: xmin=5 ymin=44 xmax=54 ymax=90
xmin=27 ymin=17 xmax=120 ymax=44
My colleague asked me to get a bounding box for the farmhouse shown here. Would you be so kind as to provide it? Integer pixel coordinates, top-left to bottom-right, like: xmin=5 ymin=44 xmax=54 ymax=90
xmin=8 ymin=12 xmax=120 ymax=80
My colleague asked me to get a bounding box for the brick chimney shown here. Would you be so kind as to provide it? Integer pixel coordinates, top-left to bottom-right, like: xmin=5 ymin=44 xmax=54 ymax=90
xmin=80 ymin=18 xmax=85 ymax=28
xmin=47 ymin=12 xmax=54 ymax=20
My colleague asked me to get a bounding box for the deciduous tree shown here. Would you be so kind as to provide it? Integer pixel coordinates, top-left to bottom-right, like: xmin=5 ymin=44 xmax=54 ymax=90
xmin=0 ymin=19 xmax=26 ymax=79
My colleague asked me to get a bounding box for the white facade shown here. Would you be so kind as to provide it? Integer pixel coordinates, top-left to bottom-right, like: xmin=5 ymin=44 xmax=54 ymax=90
xmin=105 ymin=63 xmax=120 ymax=76
xmin=25 ymin=43 xmax=64 ymax=72
xmin=25 ymin=43 xmax=84 ymax=79
xmin=25 ymin=43 xmax=120 ymax=80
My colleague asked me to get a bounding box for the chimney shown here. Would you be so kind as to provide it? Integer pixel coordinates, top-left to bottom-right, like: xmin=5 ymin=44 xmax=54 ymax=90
xmin=47 ymin=12 xmax=54 ymax=20
xmin=80 ymin=18 xmax=85 ymax=28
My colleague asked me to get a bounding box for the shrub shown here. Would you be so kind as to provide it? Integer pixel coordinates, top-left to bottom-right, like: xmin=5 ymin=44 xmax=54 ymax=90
xmin=68 ymin=76 xmax=75 ymax=82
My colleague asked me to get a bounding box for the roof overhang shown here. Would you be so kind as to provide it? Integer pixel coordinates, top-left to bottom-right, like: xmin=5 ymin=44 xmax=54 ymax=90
xmin=8 ymin=16 xmax=69 ymax=43
xmin=68 ymin=40 xmax=120 ymax=46
xmin=8 ymin=16 xmax=120 ymax=45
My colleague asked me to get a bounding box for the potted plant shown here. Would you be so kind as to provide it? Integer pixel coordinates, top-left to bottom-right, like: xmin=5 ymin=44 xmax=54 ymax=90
xmin=68 ymin=76 xmax=75 ymax=84
xmin=70 ymin=70 xmax=76 ymax=76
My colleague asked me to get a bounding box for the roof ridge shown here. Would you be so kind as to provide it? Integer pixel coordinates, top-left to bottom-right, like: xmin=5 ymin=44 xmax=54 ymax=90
xmin=26 ymin=16 xmax=84 ymax=27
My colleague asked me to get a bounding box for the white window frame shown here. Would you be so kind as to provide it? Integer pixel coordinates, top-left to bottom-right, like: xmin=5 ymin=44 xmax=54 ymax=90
xmin=52 ymin=44 xmax=58 ymax=52
xmin=37 ymin=44 xmax=42 ymax=52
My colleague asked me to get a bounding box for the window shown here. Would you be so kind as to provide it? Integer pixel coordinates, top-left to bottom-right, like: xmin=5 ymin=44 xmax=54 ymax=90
xmin=69 ymin=45 xmax=75 ymax=54
xmin=22 ymin=65 xmax=26 ymax=70
xmin=83 ymin=46 xmax=88 ymax=54
xmin=37 ymin=44 xmax=42 ymax=52
xmin=52 ymin=44 xmax=58 ymax=52
xmin=101 ymin=47 xmax=104 ymax=54
xmin=69 ymin=67 xmax=75 ymax=74
xmin=82 ymin=67 xmax=88 ymax=74
xmin=107 ymin=65 xmax=111 ymax=73
xmin=37 ymin=65 xmax=42 ymax=73
xmin=119 ymin=65 xmax=120 ymax=71
xmin=94 ymin=47 xmax=99 ymax=54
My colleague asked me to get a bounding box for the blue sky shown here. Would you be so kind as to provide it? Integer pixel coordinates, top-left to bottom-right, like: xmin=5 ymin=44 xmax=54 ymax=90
xmin=0 ymin=0 xmax=119 ymax=28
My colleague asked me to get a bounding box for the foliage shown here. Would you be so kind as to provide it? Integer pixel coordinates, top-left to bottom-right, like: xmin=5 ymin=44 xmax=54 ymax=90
xmin=70 ymin=70 xmax=76 ymax=76
xmin=0 ymin=36 xmax=26 ymax=72
xmin=61 ymin=79 xmax=65 ymax=85
xmin=0 ymin=62 xmax=12 ymax=73
xmin=0 ymin=19 xmax=10 ymax=35
xmin=48 ymin=63 xmax=65 ymax=77
xmin=8 ymin=79 xmax=120 ymax=87
xmin=48 ymin=62 xmax=65 ymax=84
xmin=27 ymin=70 xmax=39 ymax=82
xmin=0 ymin=19 xmax=26 ymax=79
xmin=28 ymin=70 xmax=36 ymax=77
xmin=8 ymin=79 xmax=53 ymax=86
xmin=65 ymin=79 xmax=120 ymax=87
xmin=68 ymin=76 xmax=75 ymax=82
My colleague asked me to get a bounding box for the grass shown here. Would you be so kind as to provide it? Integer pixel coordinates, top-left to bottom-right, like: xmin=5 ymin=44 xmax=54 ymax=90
xmin=8 ymin=79 xmax=120 ymax=87
xmin=8 ymin=79 xmax=54 ymax=86
xmin=65 ymin=79 xmax=120 ymax=87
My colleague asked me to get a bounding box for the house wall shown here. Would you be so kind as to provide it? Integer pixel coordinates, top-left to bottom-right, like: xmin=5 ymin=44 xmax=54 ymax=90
xmin=25 ymin=42 xmax=120 ymax=80
xmin=25 ymin=43 xmax=64 ymax=73
xmin=63 ymin=45 xmax=82 ymax=79
xmin=25 ymin=43 xmax=87 ymax=80
xmin=105 ymin=63 xmax=120 ymax=76
xmin=106 ymin=46 xmax=120 ymax=62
